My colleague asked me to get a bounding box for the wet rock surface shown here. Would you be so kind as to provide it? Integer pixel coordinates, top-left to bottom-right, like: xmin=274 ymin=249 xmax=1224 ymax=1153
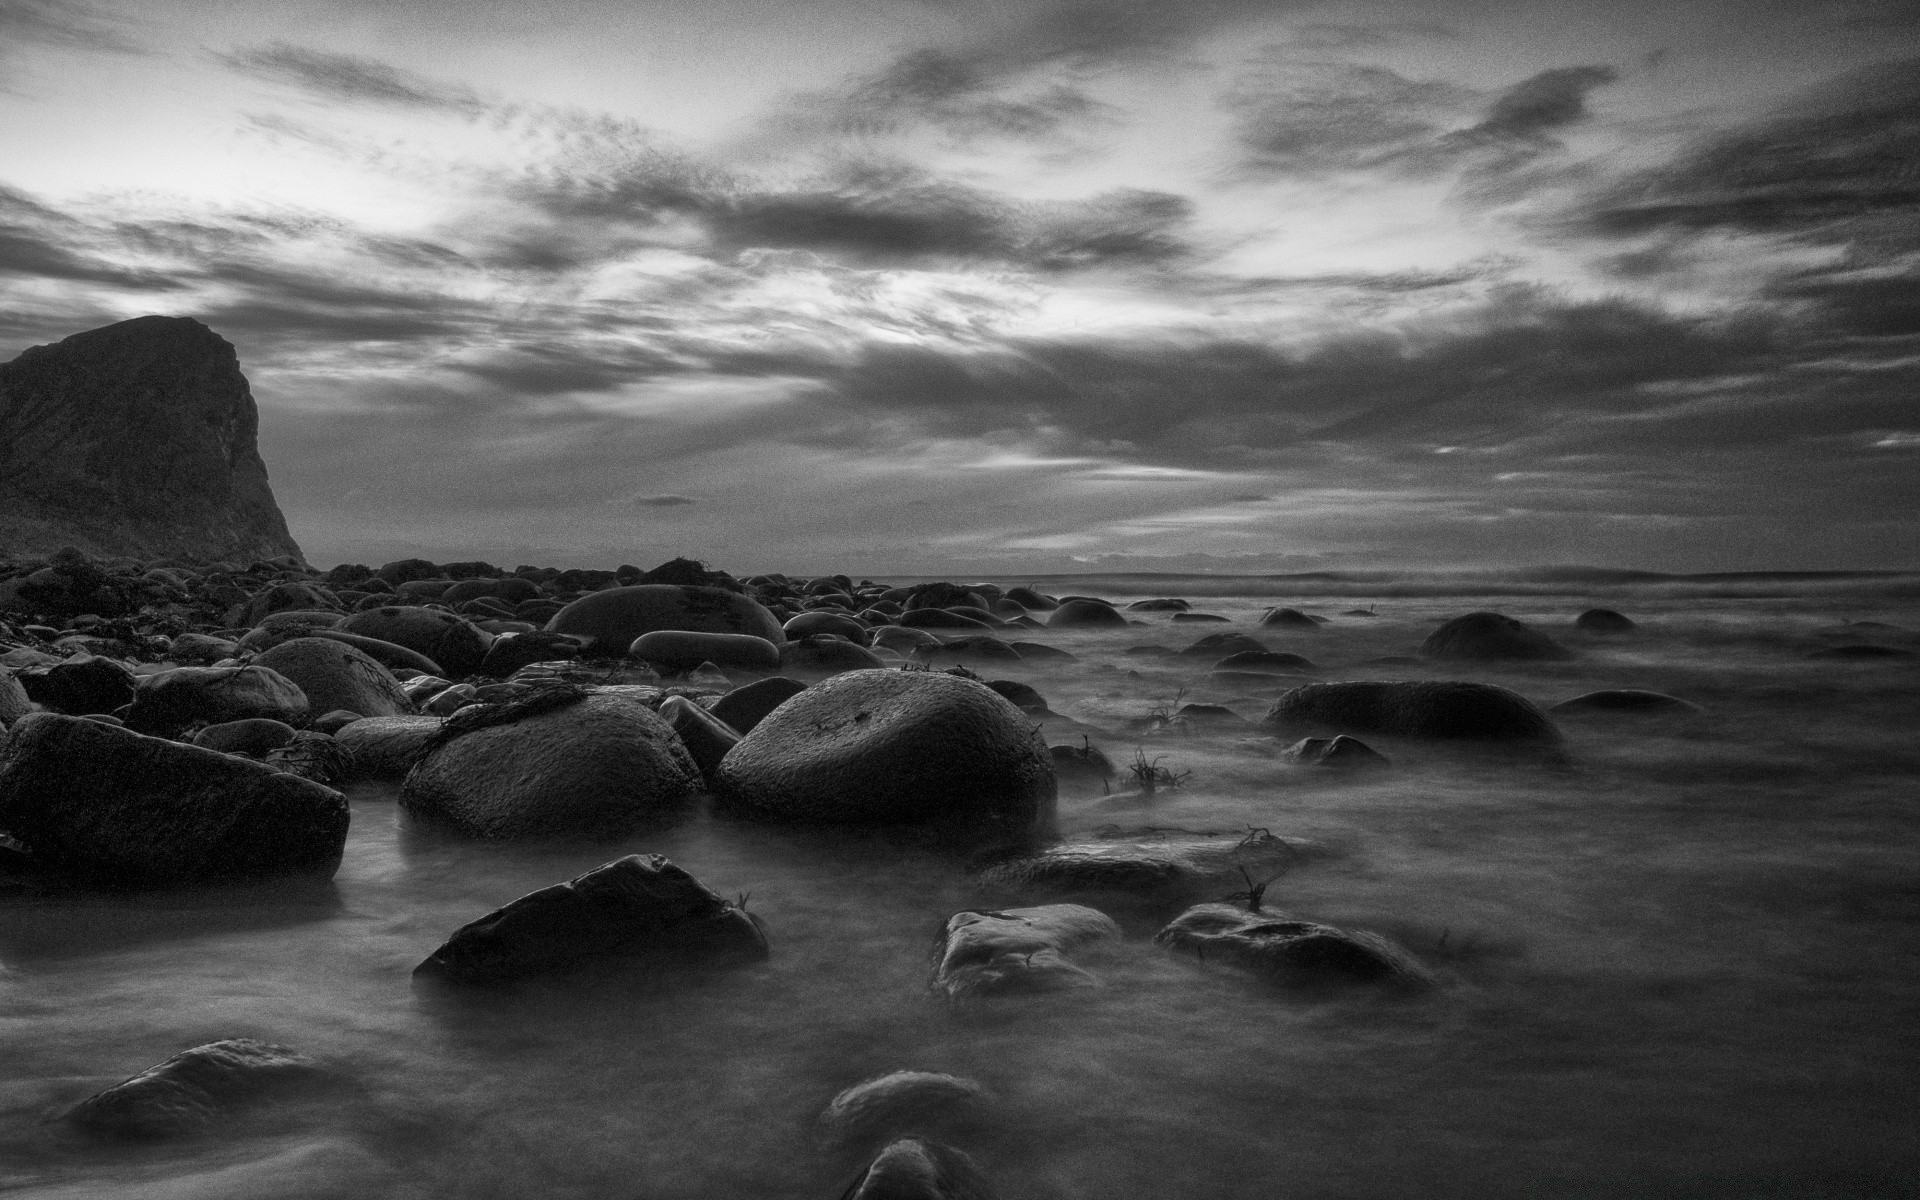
xmin=1156 ymin=903 xmax=1434 ymax=989
xmin=62 ymin=1038 xmax=325 ymax=1138
xmin=932 ymin=904 xmax=1121 ymax=998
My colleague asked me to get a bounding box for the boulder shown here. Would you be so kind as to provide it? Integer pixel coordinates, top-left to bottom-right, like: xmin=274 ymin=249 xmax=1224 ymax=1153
xmin=1007 ymin=641 xmax=1075 ymax=663
xmin=1179 ymin=632 xmax=1266 ymax=658
xmin=0 ymin=670 xmax=31 ymax=726
xmin=1575 ymin=607 xmax=1636 ymax=634
xmin=900 ymin=609 xmax=993 ymax=631
xmin=122 ymin=664 xmax=309 ymax=737
xmin=0 ymin=316 xmax=305 ymax=563
xmin=1213 ymin=650 xmax=1316 ymax=674
xmin=779 ymin=635 xmax=887 ymax=679
xmin=166 ymin=632 xmax=240 ymax=665
xmin=629 ymin=630 xmax=780 ymax=673
xmin=714 ymin=669 xmax=1054 ymax=837
xmin=334 ymin=715 xmax=443 ymax=781
xmin=1045 ymin=599 xmax=1127 ymax=629
xmin=190 ymin=717 xmax=298 ymax=757
xmin=710 ymin=676 xmax=808 ymax=735
xmin=0 ymin=712 xmax=348 ymax=888
xmin=820 ymin=1072 xmax=988 ymax=1146
xmin=1127 ymin=598 xmax=1189 ymax=611
xmin=477 ymin=631 xmax=580 ymax=678
xmin=1266 ymin=681 xmax=1561 ymax=744
xmin=243 ymin=583 xmax=337 ymax=628
xmin=338 ymin=606 xmax=491 ymax=677
xmin=916 ymin=636 xmax=1024 ymax=667
xmin=1259 ymin=607 xmax=1321 ymax=629
xmin=251 ymin=637 xmax=413 ymax=720
xmin=1280 ymin=734 xmax=1390 ymax=769
xmin=413 ymin=854 xmax=767 ymax=984
xmin=1806 ymin=644 xmax=1918 ymax=660
xmin=782 ymin=611 xmax=869 ymax=642
xmin=984 ymin=680 xmax=1048 ymax=713
xmin=1549 ymin=689 xmax=1704 ymax=716
xmin=871 ymin=626 xmax=942 ymax=656
xmin=841 ymin=1139 xmax=996 ymax=1200
xmin=400 ymin=689 xmax=699 ymax=839
xmin=263 ymin=730 xmax=354 ymax=787
xmin=61 ymin=1039 xmax=324 ymax=1138
xmin=979 ymin=829 xmax=1306 ymax=900
xmin=1170 ymin=612 xmax=1230 ymax=623
xmin=545 ymin=585 xmax=783 ymax=656
xmin=1421 ymin=612 xmax=1572 ymax=661
xmin=657 ymin=695 xmax=740 ymax=781
xmin=932 ymin=904 xmax=1120 ymax=998
xmin=1156 ymin=903 xmax=1433 ymax=988
xmin=1047 ymin=741 xmax=1114 ymax=790
xmin=16 ymin=654 xmax=135 ymax=715
xmin=305 ymin=628 xmax=445 ymax=676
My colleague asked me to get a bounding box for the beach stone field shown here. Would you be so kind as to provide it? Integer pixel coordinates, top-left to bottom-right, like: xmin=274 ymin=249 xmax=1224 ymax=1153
xmin=0 ymin=550 xmax=1915 ymax=1199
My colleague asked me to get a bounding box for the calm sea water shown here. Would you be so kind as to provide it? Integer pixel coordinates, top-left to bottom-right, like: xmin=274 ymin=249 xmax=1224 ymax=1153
xmin=2 ymin=578 xmax=1917 ymax=1198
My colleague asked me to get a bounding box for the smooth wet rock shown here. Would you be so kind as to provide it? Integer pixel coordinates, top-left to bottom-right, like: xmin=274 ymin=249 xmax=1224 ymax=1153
xmin=1550 ymin=689 xmax=1704 ymax=716
xmin=780 ymin=635 xmax=888 ymax=679
xmin=478 ymin=631 xmax=582 ymax=678
xmin=243 ymin=584 xmax=337 ymax=628
xmin=871 ymin=626 xmax=942 ymax=656
xmin=1127 ymin=598 xmax=1189 ymax=611
xmin=1007 ymin=641 xmax=1075 ymax=663
xmin=546 ymin=585 xmax=784 ymax=656
xmin=1047 ymin=741 xmax=1114 ymax=790
xmin=1281 ymin=734 xmax=1390 ymax=768
xmin=715 ymin=669 xmax=1054 ymax=836
xmin=0 ymin=712 xmax=348 ymax=888
xmin=917 ymin=635 xmax=1023 ymax=666
xmin=62 ymin=1039 xmax=323 ymax=1138
xmin=166 ymin=632 xmax=240 ymax=665
xmin=630 ymin=630 xmax=781 ymax=672
xmin=1213 ymin=649 xmax=1316 ymax=674
xmin=401 ymin=690 xmax=699 ymax=839
xmin=1575 ymin=608 xmax=1636 ymax=634
xmin=820 ymin=1072 xmax=988 ymax=1146
xmin=710 ymin=676 xmax=807 ymax=735
xmin=1004 ymin=587 xmax=1056 ymax=611
xmin=782 ymin=611 xmax=870 ymax=642
xmin=979 ymin=830 xmax=1307 ymax=899
xmin=339 ymin=606 xmax=491 ymax=677
xmin=1170 ymin=611 xmax=1230 ymax=623
xmin=334 ymin=714 xmax=443 ymax=781
xmin=1045 ymin=599 xmax=1127 ymax=629
xmin=252 ymin=637 xmax=413 ymax=720
xmin=0 ymin=670 xmax=31 ymax=727
xmin=1421 ymin=612 xmax=1572 ymax=661
xmin=1266 ymin=681 xmax=1561 ymax=744
xmin=843 ymin=1138 xmax=996 ymax=1200
xmin=122 ymin=664 xmax=309 ymax=738
xmin=1156 ymin=903 xmax=1433 ymax=988
xmin=657 ymin=694 xmax=740 ymax=781
xmin=191 ymin=717 xmax=298 ymax=757
xmin=1259 ymin=607 xmax=1321 ymax=629
xmin=933 ymin=905 xmax=1120 ymax=998
xmin=413 ymin=853 xmax=767 ymax=984
xmin=17 ymin=654 xmax=136 ymax=716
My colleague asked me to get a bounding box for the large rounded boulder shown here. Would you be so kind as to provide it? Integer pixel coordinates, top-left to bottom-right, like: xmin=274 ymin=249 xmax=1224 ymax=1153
xmin=251 ymin=637 xmax=413 ymax=720
xmin=628 ymin=630 xmax=781 ymax=673
xmin=714 ymin=669 xmax=1055 ymax=836
xmin=400 ymin=689 xmax=700 ymax=839
xmin=338 ymin=606 xmax=492 ymax=677
xmin=1045 ymin=599 xmax=1127 ymax=629
xmin=546 ymin=585 xmax=784 ymax=657
xmin=1266 ymin=680 xmax=1561 ymax=744
xmin=123 ymin=665 xmax=309 ymax=738
xmin=1421 ymin=612 xmax=1572 ymax=661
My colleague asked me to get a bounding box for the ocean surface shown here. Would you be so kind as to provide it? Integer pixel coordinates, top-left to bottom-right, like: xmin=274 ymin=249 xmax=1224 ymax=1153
xmin=2 ymin=573 xmax=1917 ymax=1198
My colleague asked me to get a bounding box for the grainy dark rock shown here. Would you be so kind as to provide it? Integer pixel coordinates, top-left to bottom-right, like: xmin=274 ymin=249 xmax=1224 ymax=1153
xmin=414 ymin=853 xmax=767 ymax=984
xmin=191 ymin=717 xmax=298 ymax=757
xmin=477 ymin=630 xmax=582 ymax=677
xmin=656 ymin=695 xmax=740 ymax=781
xmin=1422 ymin=612 xmax=1572 ymax=661
xmin=980 ymin=829 xmax=1306 ymax=899
xmin=0 ymin=317 xmax=304 ymax=563
xmin=333 ymin=715 xmax=443 ymax=781
xmin=932 ymin=904 xmax=1119 ymax=998
xmin=820 ymin=1072 xmax=988 ymax=1146
xmin=0 ymin=670 xmax=31 ymax=726
xmin=1281 ymin=734 xmax=1390 ymax=768
xmin=1259 ymin=607 xmax=1321 ymax=629
xmin=61 ymin=1039 xmax=324 ymax=1138
xmin=629 ymin=630 xmax=781 ymax=672
xmin=1213 ymin=649 xmax=1317 ymax=674
xmin=1156 ymin=903 xmax=1433 ymax=989
xmin=0 ymin=712 xmax=348 ymax=888
xmin=1575 ymin=607 xmax=1636 ymax=634
xmin=1179 ymin=632 xmax=1266 ymax=658
xmin=1267 ymin=681 xmax=1561 ymax=744
xmin=546 ymin=585 xmax=783 ymax=656
xmin=840 ymin=1138 xmax=996 ymax=1200
xmin=338 ymin=607 xmax=491 ymax=677
xmin=17 ymin=654 xmax=135 ymax=716
xmin=780 ymin=635 xmax=887 ymax=679
xmin=252 ymin=637 xmax=413 ymax=719
xmin=1549 ymin=689 xmax=1704 ymax=716
xmin=1045 ymin=599 xmax=1127 ymax=629
xmin=122 ymin=664 xmax=308 ymax=738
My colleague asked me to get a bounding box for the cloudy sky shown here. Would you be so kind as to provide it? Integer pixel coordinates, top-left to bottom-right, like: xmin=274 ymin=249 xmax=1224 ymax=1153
xmin=2 ymin=0 xmax=1916 ymax=573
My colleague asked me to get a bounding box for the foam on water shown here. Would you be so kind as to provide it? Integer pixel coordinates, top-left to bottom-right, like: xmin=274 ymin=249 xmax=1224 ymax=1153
xmin=2 ymin=581 xmax=1917 ymax=1197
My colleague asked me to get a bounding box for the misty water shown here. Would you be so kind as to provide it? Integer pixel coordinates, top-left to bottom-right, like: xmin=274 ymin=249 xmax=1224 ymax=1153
xmin=3 ymin=576 xmax=1917 ymax=1198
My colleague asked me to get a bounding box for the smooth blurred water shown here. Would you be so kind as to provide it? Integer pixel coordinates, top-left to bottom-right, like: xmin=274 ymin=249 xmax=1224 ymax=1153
xmin=2 ymin=583 xmax=1917 ymax=1198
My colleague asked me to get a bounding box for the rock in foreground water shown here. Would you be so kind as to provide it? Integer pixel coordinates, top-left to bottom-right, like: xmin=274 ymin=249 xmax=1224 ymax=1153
xmin=1266 ymin=681 xmax=1561 ymax=744
xmin=62 ymin=1038 xmax=324 ymax=1138
xmin=414 ymin=854 xmax=768 ymax=984
xmin=0 ymin=713 xmax=347 ymax=888
xmin=1156 ymin=903 xmax=1433 ymax=989
xmin=840 ymin=1137 xmax=997 ymax=1200
xmin=1421 ymin=611 xmax=1572 ymax=661
xmin=932 ymin=904 xmax=1120 ymax=999
xmin=820 ymin=1072 xmax=989 ymax=1146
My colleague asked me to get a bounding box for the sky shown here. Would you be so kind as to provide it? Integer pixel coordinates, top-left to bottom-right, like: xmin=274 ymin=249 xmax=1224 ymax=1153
xmin=1 ymin=0 xmax=1917 ymax=574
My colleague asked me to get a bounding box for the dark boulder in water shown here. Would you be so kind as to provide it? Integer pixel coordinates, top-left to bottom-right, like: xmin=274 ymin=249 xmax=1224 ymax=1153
xmin=1259 ymin=607 xmax=1321 ymax=629
xmin=917 ymin=635 xmax=1023 ymax=666
xmin=1048 ymin=740 xmax=1114 ymax=790
xmin=1004 ymin=587 xmax=1056 ymax=611
xmin=251 ymin=637 xmax=413 ymax=720
xmin=841 ymin=1138 xmax=996 ymax=1200
xmin=0 ymin=316 xmax=305 ymax=563
xmin=339 ymin=606 xmax=491 ymax=677
xmin=710 ymin=676 xmax=807 ymax=735
xmin=782 ymin=611 xmax=871 ymax=642
xmin=932 ymin=904 xmax=1119 ymax=999
xmin=0 ymin=670 xmax=31 ymax=727
xmin=0 ymin=712 xmax=348 ymax=888
xmin=546 ymin=585 xmax=784 ymax=656
xmin=629 ymin=630 xmax=781 ymax=672
xmin=401 ymin=690 xmax=698 ymax=839
xmin=1805 ymin=644 xmax=1917 ymax=661
xmin=477 ymin=630 xmax=582 ymax=678
xmin=819 ymin=1071 xmax=988 ymax=1146
xmin=1007 ymin=641 xmax=1075 ymax=662
xmin=1421 ymin=612 xmax=1572 ymax=661
xmin=1281 ymin=734 xmax=1390 ymax=769
xmin=1127 ymin=598 xmax=1189 ymax=611
xmin=61 ymin=1038 xmax=324 ymax=1138
xmin=1266 ymin=681 xmax=1561 ymax=744
xmin=656 ymin=695 xmax=740 ymax=782
xmin=414 ymin=853 xmax=767 ymax=985
xmin=1213 ymin=649 xmax=1316 ymax=674
xmin=1550 ymin=689 xmax=1703 ymax=716
xmin=334 ymin=715 xmax=443 ymax=781
xmin=122 ymin=664 xmax=309 ymax=738
xmin=899 ymin=608 xmax=993 ymax=630
xmin=16 ymin=654 xmax=135 ymax=716
xmin=980 ymin=829 xmax=1308 ymax=900
xmin=1045 ymin=599 xmax=1128 ymax=629
xmin=1179 ymin=632 xmax=1267 ymax=659
xmin=1156 ymin=903 xmax=1433 ymax=989
xmin=1575 ymin=608 xmax=1636 ymax=634
xmin=780 ymin=634 xmax=887 ymax=679
xmin=190 ymin=717 xmax=298 ymax=757
xmin=715 ymin=669 xmax=1054 ymax=837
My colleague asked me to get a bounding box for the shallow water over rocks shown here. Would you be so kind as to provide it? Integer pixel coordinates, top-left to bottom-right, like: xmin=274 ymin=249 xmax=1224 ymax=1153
xmin=2 ymin=582 xmax=1917 ymax=1198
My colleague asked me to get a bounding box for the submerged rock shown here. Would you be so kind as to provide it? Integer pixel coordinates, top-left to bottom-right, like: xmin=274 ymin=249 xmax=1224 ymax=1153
xmin=1266 ymin=681 xmax=1561 ymax=744
xmin=1259 ymin=608 xmax=1321 ymax=629
xmin=414 ymin=853 xmax=767 ymax=984
xmin=1045 ymin=599 xmax=1127 ymax=629
xmin=1280 ymin=734 xmax=1390 ymax=769
xmin=1156 ymin=903 xmax=1433 ymax=989
xmin=780 ymin=634 xmax=887 ymax=679
xmin=979 ymin=829 xmax=1308 ymax=900
xmin=715 ymin=669 xmax=1054 ymax=838
xmin=820 ymin=1072 xmax=988 ymax=1146
xmin=1575 ymin=608 xmax=1636 ymax=634
xmin=657 ymin=694 xmax=740 ymax=781
xmin=932 ymin=904 xmax=1120 ymax=999
xmin=0 ymin=712 xmax=347 ymax=888
xmin=1549 ymin=689 xmax=1703 ymax=716
xmin=841 ymin=1138 xmax=997 ymax=1200
xmin=1421 ymin=612 xmax=1572 ymax=661
xmin=709 ymin=676 xmax=807 ymax=734
xmin=62 ymin=1038 xmax=324 ymax=1138
xmin=401 ymin=689 xmax=699 ymax=839
xmin=190 ymin=717 xmax=298 ymax=757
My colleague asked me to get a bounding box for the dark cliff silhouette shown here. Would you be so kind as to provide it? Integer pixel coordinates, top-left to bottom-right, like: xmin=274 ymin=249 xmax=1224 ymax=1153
xmin=0 ymin=316 xmax=304 ymax=564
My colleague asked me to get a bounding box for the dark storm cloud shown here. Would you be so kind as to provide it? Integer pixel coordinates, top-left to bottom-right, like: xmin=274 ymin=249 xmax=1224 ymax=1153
xmin=0 ymin=226 xmax=180 ymax=289
xmin=215 ymin=42 xmax=489 ymax=116
xmin=1581 ymin=58 xmax=1920 ymax=242
xmin=1464 ymin=66 xmax=1619 ymax=142
xmin=0 ymin=0 xmax=143 ymax=58
xmin=448 ymin=341 xmax=686 ymax=395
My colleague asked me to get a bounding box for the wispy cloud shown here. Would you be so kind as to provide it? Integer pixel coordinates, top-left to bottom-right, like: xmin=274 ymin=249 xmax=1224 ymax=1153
xmin=215 ymin=42 xmax=490 ymax=116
